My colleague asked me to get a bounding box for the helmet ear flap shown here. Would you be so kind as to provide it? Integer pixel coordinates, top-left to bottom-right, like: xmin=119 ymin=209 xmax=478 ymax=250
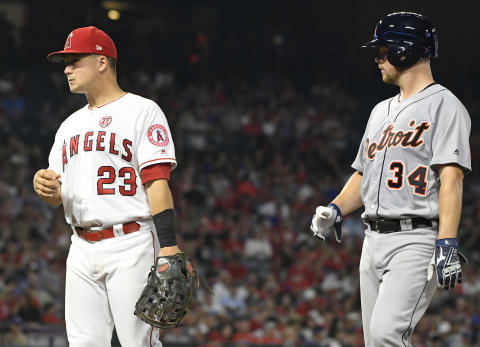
xmin=387 ymin=45 xmax=408 ymax=67
xmin=387 ymin=45 xmax=422 ymax=68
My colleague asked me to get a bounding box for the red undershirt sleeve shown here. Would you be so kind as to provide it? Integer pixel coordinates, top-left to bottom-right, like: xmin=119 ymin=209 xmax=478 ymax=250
xmin=140 ymin=163 xmax=171 ymax=184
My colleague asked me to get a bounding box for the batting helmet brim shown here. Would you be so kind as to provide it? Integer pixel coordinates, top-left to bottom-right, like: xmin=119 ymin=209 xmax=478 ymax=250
xmin=361 ymin=38 xmax=379 ymax=48
xmin=362 ymin=38 xmax=401 ymax=49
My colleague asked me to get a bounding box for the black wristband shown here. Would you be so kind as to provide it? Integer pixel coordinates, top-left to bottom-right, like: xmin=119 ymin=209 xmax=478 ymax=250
xmin=153 ymin=209 xmax=177 ymax=247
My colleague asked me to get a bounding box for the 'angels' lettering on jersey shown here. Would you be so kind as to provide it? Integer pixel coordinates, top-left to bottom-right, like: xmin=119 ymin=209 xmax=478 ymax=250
xmin=365 ymin=120 xmax=430 ymax=160
xmin=61 ymin=131 xmax=133 ymax=171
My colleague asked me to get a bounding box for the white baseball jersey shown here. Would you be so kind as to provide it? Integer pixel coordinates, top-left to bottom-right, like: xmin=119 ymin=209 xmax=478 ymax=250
xmin=48 ymin=93 xmax=176 ymax=227
xmin=352 ymin=83 xmax=471 ymax=219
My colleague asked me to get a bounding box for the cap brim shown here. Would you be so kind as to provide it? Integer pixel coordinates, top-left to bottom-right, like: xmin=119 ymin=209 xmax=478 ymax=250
xmin=47 ymin=50 xmax=93 ymax=63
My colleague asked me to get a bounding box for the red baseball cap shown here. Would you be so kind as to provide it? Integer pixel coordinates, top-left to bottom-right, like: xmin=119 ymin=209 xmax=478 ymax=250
xmin=47 ymin=26 xmax=117 ymax=62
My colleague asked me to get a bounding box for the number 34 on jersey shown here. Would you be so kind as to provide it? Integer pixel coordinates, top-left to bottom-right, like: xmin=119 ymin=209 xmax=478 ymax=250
xmin=386 ymin=162 xmax=428 ymax=196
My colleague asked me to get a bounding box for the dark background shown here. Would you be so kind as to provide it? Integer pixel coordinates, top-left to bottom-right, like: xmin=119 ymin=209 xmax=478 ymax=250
xmin=8 ymin=0 xmax=480 ymax=93
xmin=3 ymin=0 xmax=476 ymax=126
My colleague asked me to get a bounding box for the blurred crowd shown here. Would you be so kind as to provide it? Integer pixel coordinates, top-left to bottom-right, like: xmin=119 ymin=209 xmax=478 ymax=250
xmin=1 ymin=12 xmax=480 ymax=347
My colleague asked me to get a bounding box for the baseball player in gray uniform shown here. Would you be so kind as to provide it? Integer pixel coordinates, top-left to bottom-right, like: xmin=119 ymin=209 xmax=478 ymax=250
xmin=310 ymin=12 xmax=470 ymax=347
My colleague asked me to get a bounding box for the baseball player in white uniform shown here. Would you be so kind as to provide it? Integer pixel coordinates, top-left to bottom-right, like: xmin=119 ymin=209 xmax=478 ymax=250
xmin=33 ymin=26 xmax=183 ymax=346
xmin=310 ymin=12 xmax=471 ymax=346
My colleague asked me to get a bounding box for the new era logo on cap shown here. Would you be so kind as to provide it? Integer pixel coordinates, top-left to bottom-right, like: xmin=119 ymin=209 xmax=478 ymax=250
xmin=47 ymin=26 xmax=117 ymax=63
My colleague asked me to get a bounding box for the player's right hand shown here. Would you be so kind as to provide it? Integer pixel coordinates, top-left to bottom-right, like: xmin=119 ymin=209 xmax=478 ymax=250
xmin=310 ymin=204 xmax=343 ymax=243
xmin=33 ymin=169 xmax=62 ymax=203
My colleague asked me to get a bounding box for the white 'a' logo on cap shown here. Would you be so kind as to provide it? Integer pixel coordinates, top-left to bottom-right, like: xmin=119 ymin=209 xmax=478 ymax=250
xmin=65 ymin=32 xmax=73 ymax=49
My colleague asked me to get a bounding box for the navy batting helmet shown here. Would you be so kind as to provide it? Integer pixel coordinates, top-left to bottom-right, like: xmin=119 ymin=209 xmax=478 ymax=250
xmin=362 ymin=12 xmax=438 ymax=68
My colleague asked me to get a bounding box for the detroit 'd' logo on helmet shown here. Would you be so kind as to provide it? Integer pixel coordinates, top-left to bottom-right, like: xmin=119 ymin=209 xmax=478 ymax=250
xmin=99 ymin=116 xmax=112 ymax=128
xmin=147 ymin=124 xmax=169 ymax=147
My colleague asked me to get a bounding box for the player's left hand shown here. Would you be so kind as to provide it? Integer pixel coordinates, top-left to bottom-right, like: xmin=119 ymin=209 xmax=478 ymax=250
xmin=310 ymin=203 xmax=343 ymax=243
xmin=134 ymin=252 xmax=197 ymax=328
xmin=427 ymin=238 xmax=468 ymax=290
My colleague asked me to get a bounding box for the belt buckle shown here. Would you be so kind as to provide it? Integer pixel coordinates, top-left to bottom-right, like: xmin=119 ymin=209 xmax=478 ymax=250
xmin=375 ymin=219 xmax=390 ymax=232
xmin=86 ymin=225 xmax=104 ymax=242
xmin=84 ymin=227 xmax=103 ymax=242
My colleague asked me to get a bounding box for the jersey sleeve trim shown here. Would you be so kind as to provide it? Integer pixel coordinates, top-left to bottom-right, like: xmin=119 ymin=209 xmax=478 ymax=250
xmin=139 ymin=158 xmax=177 ymax=171
xmin=351 ymin=162 xmax=363 ymax=174
xmin=430 ymin=158 xmax=471 ymax=175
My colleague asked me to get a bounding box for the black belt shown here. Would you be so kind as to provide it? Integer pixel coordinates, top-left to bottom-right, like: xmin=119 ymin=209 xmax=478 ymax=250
xmin=365 ymin=217 xmax=435 ymax=233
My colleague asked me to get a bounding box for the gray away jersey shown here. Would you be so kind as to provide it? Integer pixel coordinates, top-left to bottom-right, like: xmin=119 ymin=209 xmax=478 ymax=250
xmin=352 ymin=83 xmax=471 ymax=220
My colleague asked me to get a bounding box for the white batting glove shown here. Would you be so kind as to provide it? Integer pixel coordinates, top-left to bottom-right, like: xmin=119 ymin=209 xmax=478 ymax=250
xmin=310 ymin=203 xmax=343 ymax=243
